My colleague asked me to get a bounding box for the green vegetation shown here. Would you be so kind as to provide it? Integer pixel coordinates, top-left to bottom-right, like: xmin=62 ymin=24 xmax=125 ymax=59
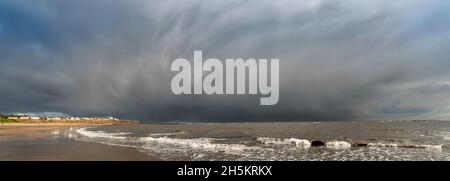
xmin=0 ymin=118 xmax=17 ymax=123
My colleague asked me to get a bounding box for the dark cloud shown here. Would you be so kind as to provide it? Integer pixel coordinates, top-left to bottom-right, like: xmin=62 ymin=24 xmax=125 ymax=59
xmin=1 ymin=0 xmax=450 ymax=121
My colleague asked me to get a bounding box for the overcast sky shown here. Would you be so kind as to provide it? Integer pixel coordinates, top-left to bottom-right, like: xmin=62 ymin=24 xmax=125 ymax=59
xmin=1 ymin=0 xmax=450 ymax=122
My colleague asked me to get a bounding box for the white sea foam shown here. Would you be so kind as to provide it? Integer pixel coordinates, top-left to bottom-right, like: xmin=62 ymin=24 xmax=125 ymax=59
xmin=141 ymin=136 xmax=261 ymax=155
xmin=368 ymin=142 xmax=442 ymax=151
xmin=149 ymin=132 xmax=185 ymax=136
xmin=325 ymin=141 xmax=352 ymax=149
xmin=257 ymin=137 xmax=311 ymax=148
xmin=368 ymin=143 xmax=398 ymax=148
xmin=438 ymin=131 xmax=450 ymax=140
xmin=76 ymin=127 xmax=130 ymax=139
xmin=411 ymin=144 xmax=443 ymax=151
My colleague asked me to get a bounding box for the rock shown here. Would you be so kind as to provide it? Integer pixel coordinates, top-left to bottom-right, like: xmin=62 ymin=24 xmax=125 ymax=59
xmin=399 ymin=145 xmax=418 ymax=149
xmin=352 ymin=142 xmax=368 ymax=147
xmin=311 ymin=140 xmax=325 ymax=147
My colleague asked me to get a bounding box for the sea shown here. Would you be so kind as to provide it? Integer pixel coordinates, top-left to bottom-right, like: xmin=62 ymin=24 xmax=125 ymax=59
xmin=70 ymin=120 xmax=450 ymax=161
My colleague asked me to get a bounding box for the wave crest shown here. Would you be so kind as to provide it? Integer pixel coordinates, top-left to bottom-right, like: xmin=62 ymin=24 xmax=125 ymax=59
xmin=325 ymin=141 xmax=352 ymax=149
xmin=76 ymin=127 xmax=130 ymax=139
xmin=257 ymin=137 xmax=311 ymax=148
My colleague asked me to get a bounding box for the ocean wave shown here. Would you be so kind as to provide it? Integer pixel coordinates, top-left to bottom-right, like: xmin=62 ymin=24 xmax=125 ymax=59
xmin=325 ymin=141 xmax=352 ymax=149
xmin=400 ymin=144 xmax=443 ymax=150
xmin=368 ymin=143 xmax=398 ymax=148
xmin=368 ymin=142 xmax=442 ymax=150
xmin=257 ymin=137 xmax=311 ymax=148
xmin=421 ymin=145 xmax=443 ymax=150
xmin=438 ymin=131 xmax=450 ymax=140
xmin=257 ymin=137 xmax=354 ymax=149
xmin=141 ymin=136 xmax=262 ymax=155
xmin=149 ymin=132 xmax=185 ymax=136
xmin=75 ymin=127 xmax=130 ymax=139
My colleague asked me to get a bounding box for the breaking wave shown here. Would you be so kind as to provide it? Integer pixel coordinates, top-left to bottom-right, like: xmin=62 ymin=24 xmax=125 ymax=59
xmin=257 ymin=137 xmax=353 ymax=149
xmin=140 ymin=136 xmax=262 ymax=155
xmin=368 ymin=143 xmax=399 ymax=148
xmin=368 ymin=142 xmax=442 ymax=150
xmin=149 ymin=132 xmax=185 ymax=136
xmin=325 ymin=141 xmax=352 ymax=149
xmin=256 ymin=137 xmax=443 ymax=151
xmin=75 ymin=127 xmax=130 ymax=139
xmin=257 ymin=137 xmax=311 ymax=148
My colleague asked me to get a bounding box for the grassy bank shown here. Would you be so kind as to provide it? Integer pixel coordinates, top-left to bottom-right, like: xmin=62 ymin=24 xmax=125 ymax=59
xmin=0 ymin=118 xmax=17 ymax=123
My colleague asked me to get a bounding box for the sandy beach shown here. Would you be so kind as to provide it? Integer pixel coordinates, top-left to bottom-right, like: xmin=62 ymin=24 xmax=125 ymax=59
xmin=0 ymin=125 xmax=160 ymax=161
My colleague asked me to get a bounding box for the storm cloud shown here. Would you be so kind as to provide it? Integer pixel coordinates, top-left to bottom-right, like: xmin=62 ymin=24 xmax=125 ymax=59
xmin=1 ymin=0 xmax=450 ymax=122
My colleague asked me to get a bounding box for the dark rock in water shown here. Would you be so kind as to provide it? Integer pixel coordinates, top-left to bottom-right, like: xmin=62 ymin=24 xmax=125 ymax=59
xmin=352 ymin=142 xmax=368 ymax=147
xmin=399 ymin=145 xmax=419 ymax=149
xmin=311 ymin=140 xmax=325 ymax=146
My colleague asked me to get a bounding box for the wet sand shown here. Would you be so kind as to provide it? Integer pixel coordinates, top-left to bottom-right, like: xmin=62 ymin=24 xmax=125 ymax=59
xmin=0 ymin=125 xmax=160 ymax=161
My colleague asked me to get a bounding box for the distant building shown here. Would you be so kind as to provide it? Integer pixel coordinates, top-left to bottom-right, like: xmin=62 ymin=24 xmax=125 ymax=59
xmin=18 ymin=116 xmax=30 ymax=120
xmin=1 ymin=114 xmax=121 ymax=121
xmin=46 ymin=117 xmax=62 ymax=121
xmin=78 ymin=116 xmax=119 ymax=121
xmin=108 ymin=117 xmax=119 ymax=121
xmin=69 ymin=117 xmax=81 ymax=121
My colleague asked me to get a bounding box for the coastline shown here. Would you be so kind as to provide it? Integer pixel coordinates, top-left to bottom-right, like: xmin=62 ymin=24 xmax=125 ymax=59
xmin=0 ymin=124 xmax=161 ymax=161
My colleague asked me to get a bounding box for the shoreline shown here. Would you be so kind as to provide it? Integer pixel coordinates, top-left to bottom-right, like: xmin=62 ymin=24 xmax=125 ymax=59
xmin=0 ymin=123 xmax=130 ymax=127
xmin=0 ymin=124 xmax=161 ymax=161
